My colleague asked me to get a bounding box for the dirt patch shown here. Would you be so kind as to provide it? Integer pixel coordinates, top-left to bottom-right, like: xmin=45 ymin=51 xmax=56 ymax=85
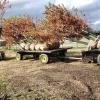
xmin=0 ymin=51 xmax=100 ymax=100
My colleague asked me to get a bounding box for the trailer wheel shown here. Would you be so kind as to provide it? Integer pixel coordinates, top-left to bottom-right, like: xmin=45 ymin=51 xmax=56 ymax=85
xmin=97 ymin=54 xmax=100 ymax=64
xmin=82 ymin=55 xmax=92 ymax=63
xmin=39 ymin=54 xmax=49 ymax=64
xmin=16 ymin=53 xmax=22 ymax=61
xmin=1 ymin=52 xmax=5 ymax=60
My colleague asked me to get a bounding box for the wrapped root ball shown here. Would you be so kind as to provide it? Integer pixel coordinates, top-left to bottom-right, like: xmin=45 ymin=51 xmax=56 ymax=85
xmin=35 ymin=43 xmax=41 ymax=51
xmin=30 ymin=43 xmax=35 ymax=51
xmin=47 ymin=41 xmax=60 ymax=50
xmin=25 ymin=43 xmax=30 ymax=51
xmin=40 ymin=43 xmax=48 ymax=51
xmin=20 ymin=43 xmax=26 ymax=50
xmin=88 ymin=40 xmax=96 ymax=49
xmin=97 ymin=40 xmax=100 ymax=48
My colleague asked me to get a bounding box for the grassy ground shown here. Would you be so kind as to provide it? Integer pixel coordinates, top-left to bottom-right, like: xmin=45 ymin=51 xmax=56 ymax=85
xmin=0 ymin=36 xmax=99 ymax=100
xmin=0 ymin=50 xmax=99 ymax=100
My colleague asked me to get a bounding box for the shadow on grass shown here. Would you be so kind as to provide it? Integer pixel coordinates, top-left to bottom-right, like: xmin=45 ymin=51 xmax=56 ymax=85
xmin=1 ymin=55 xmax=82 ymax=64
xmin=49 ymin=56 xmax=82 ymax=64
xmin=63 ymin=58 xmax=81 ymax=63
xmin=4 ymin=57 xmax=16 ymax=61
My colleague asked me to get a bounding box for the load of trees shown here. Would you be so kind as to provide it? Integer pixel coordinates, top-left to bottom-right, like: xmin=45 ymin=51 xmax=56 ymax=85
xmin=86 ymin=35 xmax=100 ymax=51
xmin=3 ymin=16 xmax=35 ymax=43
xmin=2 ymin=16 xmax=60 ymax=50
xmin=1 ymin=1 xmax=91 ymax=50
xmin=44 ymin=4 xmax=90 ymax=39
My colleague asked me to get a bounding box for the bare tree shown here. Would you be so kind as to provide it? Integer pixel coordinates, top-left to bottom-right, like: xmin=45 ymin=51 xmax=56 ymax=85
xmin=0 ymin=0 xmax=10 ymax=37
xmin=0 ymin=0 xmax=10 ymax=27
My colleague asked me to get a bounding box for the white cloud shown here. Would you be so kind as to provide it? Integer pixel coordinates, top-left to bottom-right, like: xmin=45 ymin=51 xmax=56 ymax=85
xmin=6 ymin=0 xmax=52 ymax=17
xmin=22 ymin=2 xmax=36 ymax=10
xmin=93 ymin=20 xmax=100 ymax=25
xmin=6 ymin=0 xmax=100 ymax=30
xmin=55 ymin=0 xmax=70 ymax=7
xmin=9 ymin=0 xmax=50 ymax=10
xmin=9 ymin=0 xmax=30 ymax=5
xmin=55 ymin=0 xmax=94 ymax=8
xmin=22 ymin=0 xmax=50 ymax=11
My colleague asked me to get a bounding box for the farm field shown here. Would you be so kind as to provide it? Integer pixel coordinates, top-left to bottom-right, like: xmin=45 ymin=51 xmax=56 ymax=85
xmin=0 ymin=0 xmax=100 ymax=100
xmin=0 ymin=50 xmax=100 ymax=100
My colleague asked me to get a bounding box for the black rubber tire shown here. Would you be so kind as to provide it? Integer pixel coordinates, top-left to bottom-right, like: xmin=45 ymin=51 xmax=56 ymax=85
xmin=1 ymin=52 xmax=5 ymax=60
xmin=97 ymin=54 xmax=100 ymax=65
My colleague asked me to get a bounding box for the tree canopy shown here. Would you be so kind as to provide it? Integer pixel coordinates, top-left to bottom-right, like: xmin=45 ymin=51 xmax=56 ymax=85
xmin=43 ymin=3 xmax=91 ymax=39
xmin=2 ymin=16 xmax=60 ymax=44
xmin=2 ymin=3 xmax=91 ymax=44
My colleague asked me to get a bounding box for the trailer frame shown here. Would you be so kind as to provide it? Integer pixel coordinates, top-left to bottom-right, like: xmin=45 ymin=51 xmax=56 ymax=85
xmin=0 ymin=51 xmax=5 ymax=60
xmin=16 ymin=47 xmax=72 ymax=64
xmin=82 ymin=49 xmax=100 ymax=64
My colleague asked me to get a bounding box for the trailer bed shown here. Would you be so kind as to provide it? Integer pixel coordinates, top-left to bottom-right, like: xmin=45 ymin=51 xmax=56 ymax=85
xmin=16 ymin=47 xmax=72 ymax=64
xmin=82 ymin=49 xmax=100 ymax=64
xmin=17 ymin=48 xmax=71 ymax=54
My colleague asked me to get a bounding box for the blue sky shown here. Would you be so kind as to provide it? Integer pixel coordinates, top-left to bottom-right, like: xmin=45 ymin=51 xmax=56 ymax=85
xmin=6 ymin=0 xmax=100 ymax=30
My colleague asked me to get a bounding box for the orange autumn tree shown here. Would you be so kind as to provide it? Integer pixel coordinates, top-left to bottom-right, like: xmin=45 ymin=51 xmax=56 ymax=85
xmin=43 ymin=3 xmax=91 ymax=40
xmin=2 ymin=16 xmax=60 ymax=44
xmin=2 ymin=16 xmax=36 ymax=44
xmin=2 ymin=3 xmax=91 ymax=46
xmin=34 ymin=18 xmax=62 ymax=43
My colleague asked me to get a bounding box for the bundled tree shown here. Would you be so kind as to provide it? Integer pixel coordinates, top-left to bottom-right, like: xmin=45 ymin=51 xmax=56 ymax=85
xmin=2 ymin=16 xmax=60 ymax=50
xmin=2 ymin=16 xmax=36 ymax=44
xmin=2 ymin=3 xmax=92 ymax=50
xmin=44 ymin=3 xmax=91 ymax=40
xmin=3 ymin=16 xmax=58 ymax=41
